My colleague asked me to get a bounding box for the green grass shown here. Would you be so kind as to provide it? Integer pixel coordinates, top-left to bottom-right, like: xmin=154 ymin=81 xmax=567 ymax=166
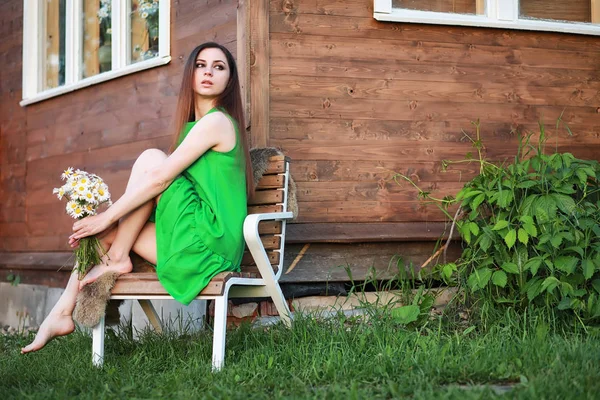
xmin=1 ymin=306 xmax=599 ymax=399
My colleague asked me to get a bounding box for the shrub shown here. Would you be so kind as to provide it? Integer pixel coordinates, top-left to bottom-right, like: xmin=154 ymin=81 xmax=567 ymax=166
xmin=407 ymin=122 xmax=600 ymax=324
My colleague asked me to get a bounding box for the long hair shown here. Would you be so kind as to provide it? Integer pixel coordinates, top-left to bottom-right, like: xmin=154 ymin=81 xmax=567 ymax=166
xmin=170 ymin=42 xmax=255 ymax=198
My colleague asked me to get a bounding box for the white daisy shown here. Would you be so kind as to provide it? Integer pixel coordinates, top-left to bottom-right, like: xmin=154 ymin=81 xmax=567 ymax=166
xmin=52 ymin=187 xmax=65 ymax=200
xmin=61 ymin=167 xmax=74 ymax=180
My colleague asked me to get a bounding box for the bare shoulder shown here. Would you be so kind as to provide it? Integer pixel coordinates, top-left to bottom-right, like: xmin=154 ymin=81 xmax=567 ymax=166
xmin=200 ymin=111 xmax=236 ymax=152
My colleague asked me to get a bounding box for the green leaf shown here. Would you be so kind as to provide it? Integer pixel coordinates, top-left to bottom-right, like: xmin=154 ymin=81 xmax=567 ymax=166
xmin=535 ymin=208 xmax=549 ymax=224
xmin=526 ymin=278 xmax=543 ymax=301
xmin=478 ymin=234 xmax=492 ymax=252
xmin=467 ymin=268 xmax=493 ymax=292
xmin=471 ymin=193 xmax=486 ymax=210
xmin=391 ymin=305 xmax=420 ymax=325
xmin=555 ymin=256 xmax=578 ymax=274
xmin=519 ymin=216 xmax=534 ymax=225
xmin=518 ymin=228 xmax=529 ymax=245
xmin=469 ymin=222 xmax=480 ymax=236
xmin=521 ymin=194 xmax=539 ymax=217
xmin=498 ymin=191 xmax=514 ymax=208
xmin=541 ymin=276 xmax=560 ymax=294
xmin=460 ymin=189 xmax=483 ymax=200
xmin=492 ymin=270 xmax=508 ymax=288
xmin=492 ymin=220 xmax=510 ymax=231
xmin=504 ymin=229 xmax=517 ymax=249
xmin=524 ymin=257 xmax=543 ymax=276
xmin=442 ymin=263 xmax=455 ymax=280
xmin=557 ymin=297 xmax=573 ymax=310
xmin=501 ymin=262 xmax=519 ymax=274
xmin=536 ymin=195 xmax=558 ymax=219
xmin=552 ymin=194 xmax=576 ymax=215
xmin=593 ymin=279 xmax=600 ymax=294
xmin=576 ymin=169 xmax=588 ymax=185
xmin=516 ymin=180 xmax=537 ymax=189
xmin=550 ymin=234 xmax=563 ymax=249
xmin=523 ymin=223 xmax=537 ymax=238
xmin=582 ymin=259 xmax=596 ymax=280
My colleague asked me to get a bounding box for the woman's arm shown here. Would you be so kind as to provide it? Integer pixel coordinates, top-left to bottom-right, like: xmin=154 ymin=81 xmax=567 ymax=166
xmin=70 ymin=112 xmax=235 ymax=240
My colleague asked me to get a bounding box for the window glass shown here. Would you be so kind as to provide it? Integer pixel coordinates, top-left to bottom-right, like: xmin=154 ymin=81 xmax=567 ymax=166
xmin=82 ymin=0 xmax=112 ymax=79
xmin=130 ymin=0 xmax=160 ymax=64
xmin=43 ymin=0 xmax=66 ymax=90
xmin=392 ymin=0 xmax=479 ymax=15
xmin=520 ymin=0 xmax=592 ymax=23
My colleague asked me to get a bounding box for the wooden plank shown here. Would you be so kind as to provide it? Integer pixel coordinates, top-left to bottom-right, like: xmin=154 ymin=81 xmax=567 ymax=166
xmin=271 ymin=56 xmax=600 ymax=88
xmin=269 ymin=0 xmax=372 ymax=17
xmin=270 ymin=34 xmax=600 ymax=71
xmin=293 ymin=181 xmax=461 ymax=203
xmin=258 ymin=220 xmax=283 ymax=235
xmin=290 ymin=160 xmax=481 ymax=184
xmin=270 ymin=75 xmax=600 ymax=107
xmin=286 ymin=222 xmax=458 ymax=243
xmin=269 ymin=96 xmax=597 ymax=125
xmin=270 ymin=3 xmax=600 ymax=52
xmin=294 ymin=201 xmax=453 ymax=223
xmin=279 ymin=242 xmax=462 ymax=283
xmin=248 ymin=204 xmax=284 ymax=214
xmin=242 ymin=249 xmax=280 ymax=265
xmin=263 ymin=160 xmax=285 ymax=174
xmin=237 ymin=0 xmax=251 ymax=129
xmin=256 ymin=174 xmax=285 ymax=189
xmin=261 ymin=235 xmax=282 ymax=250
xmin=250 ymin=0 xmax=270 ymax=147
xmin=271 ymin=118 xmax=599 ymax=145
xmin=248 ymin=189 xmax=284 ymax=205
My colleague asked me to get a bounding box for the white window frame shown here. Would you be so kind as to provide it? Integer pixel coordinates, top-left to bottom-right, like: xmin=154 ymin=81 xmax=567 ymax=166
xmin=21 ymin=0 xmax=171 ymax=106
xmin=374 ymin=0 xmax=600 ymax=37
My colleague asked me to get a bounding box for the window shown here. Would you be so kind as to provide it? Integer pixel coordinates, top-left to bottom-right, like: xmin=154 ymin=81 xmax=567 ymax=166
xmin=21 ymin=0 xmax=171 ymax=106
xmin=374 ymin=0 xmax=600 ymax=36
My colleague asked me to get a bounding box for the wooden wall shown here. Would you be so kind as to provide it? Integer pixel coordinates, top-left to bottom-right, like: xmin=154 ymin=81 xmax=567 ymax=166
xmin=0 ymin=0 xmax=238 ymax=253
xmin=269 ymin=0 xmax=600 ymax=234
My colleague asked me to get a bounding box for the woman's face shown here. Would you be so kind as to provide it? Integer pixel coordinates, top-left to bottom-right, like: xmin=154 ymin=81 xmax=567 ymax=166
xmin=193 ymin=47 xmax=230 ymax=98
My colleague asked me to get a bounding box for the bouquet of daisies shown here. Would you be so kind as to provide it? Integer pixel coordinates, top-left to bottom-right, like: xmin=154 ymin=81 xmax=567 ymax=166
xmin=53 ymin=168 xmax=112 ymax=279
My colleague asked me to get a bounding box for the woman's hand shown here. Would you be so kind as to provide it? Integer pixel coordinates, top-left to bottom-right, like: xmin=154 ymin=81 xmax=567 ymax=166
xmin=70 ymin=212 xmax=112 ymax=241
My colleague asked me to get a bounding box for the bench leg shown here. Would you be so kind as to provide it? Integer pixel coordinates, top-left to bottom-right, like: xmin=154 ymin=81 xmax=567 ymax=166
xmin=138 ymin=299 xmax=163 ymax=333
xmin=212 ymin=296 xmax=228 ymax=371
xmin=92 ymin=316 xmax=105 ymax=367
xmin=266 ymin=283 xmax=293 ymax=328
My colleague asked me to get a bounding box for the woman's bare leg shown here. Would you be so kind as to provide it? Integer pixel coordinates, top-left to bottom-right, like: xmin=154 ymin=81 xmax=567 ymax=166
xmin=20 ymin=272 xmax=79 ymax=354
xmin=21 ymin=223 xmax=120 ymax=354
xmin=79 ymin=149 xmax=167 ymax=288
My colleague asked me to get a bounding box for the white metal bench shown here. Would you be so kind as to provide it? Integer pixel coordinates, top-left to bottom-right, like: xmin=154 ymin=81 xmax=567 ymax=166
xmin=91 ymin=155 xmax=294 ymax=370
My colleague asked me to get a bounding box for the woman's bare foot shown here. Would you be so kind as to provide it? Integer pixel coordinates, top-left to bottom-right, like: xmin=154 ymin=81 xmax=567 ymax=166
xmin=79 ymin=254 xmax=133 ymax=289
xmin=21 ymin=313 xmax=75 ymax=354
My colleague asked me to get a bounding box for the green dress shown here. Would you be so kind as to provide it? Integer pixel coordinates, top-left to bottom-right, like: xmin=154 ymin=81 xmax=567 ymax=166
xmin=153 ymin=107 xmax=247 ymax=305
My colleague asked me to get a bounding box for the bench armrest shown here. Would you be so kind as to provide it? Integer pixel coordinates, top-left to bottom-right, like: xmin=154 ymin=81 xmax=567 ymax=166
xmin=243 ymin=212 xmax=293 ymax=281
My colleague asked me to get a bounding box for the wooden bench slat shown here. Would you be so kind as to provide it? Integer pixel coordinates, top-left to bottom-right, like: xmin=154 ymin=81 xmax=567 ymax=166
xmin=248 ymin=204 xmax=284 ymax=214
xmin=241 ymin=250 xmax=279 ymax=265
xmin=112 ymin=271 xmax=259 ymax=296
xmin=264 ymin=160 xmax=285 ymax=174
xmin=256 ymin=175 xmax=284 ymax=190
xmin=261 ymin=235 xmax=281 ymax=250
xmin=248 ymin=189 xmax=284 ymax=206
xmin=258 ymin=221 xmax=282 ymax=235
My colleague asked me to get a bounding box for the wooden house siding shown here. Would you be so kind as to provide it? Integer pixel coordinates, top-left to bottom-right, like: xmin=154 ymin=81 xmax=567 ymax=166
xmin=268 ymin=0 xmax=600 ymax=233
xmin=2 ymin=0 xmax=600 ymax=286
xmin=0 ymin=0 xmax=238 ymax=254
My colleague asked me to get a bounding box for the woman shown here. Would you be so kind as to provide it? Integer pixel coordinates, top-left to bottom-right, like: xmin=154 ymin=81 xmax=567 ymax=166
xmin=22 ymin=42 xmax=254 ymax=354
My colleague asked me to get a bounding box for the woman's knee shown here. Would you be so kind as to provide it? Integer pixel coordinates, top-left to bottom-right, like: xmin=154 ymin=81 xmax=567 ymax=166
xmin=134 ymin=149 xmax=167 ymax=169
